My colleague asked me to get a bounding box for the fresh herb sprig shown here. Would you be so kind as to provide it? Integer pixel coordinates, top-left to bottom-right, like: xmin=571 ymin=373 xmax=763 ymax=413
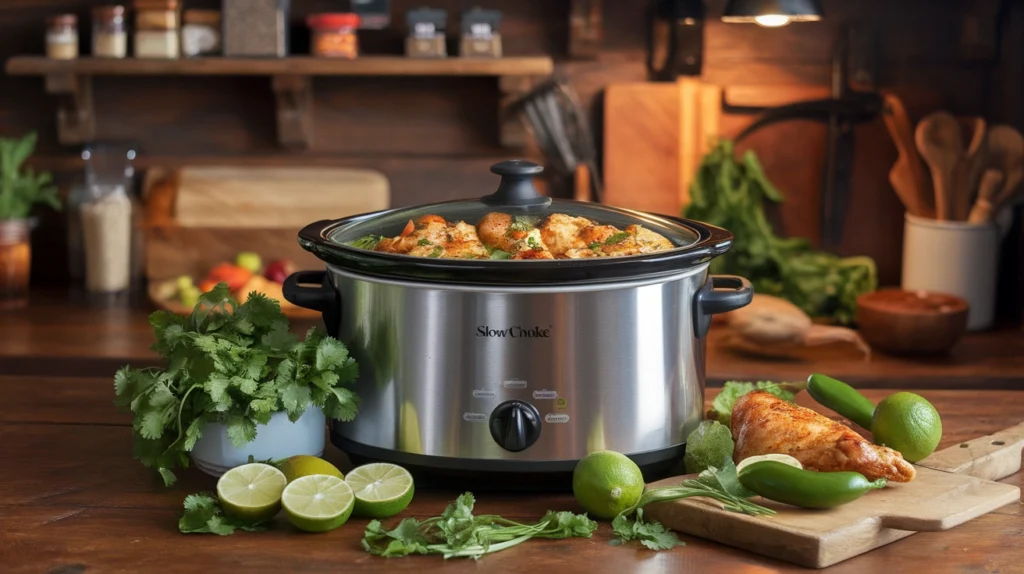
xmin=114 ymin=283 xmax=360 ymax=486
xmin=179 ymin=492 xmax=270 ymax=535
xmin=349 ymin=234 xmax=383 ymax=250
xmin=611 ymin=463 xmax=775 ymax=550
xmin=362 ymin=492 xmax=597 ymax=559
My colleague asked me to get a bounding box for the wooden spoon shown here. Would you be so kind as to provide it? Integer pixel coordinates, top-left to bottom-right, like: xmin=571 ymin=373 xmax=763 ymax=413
xmin=916 ymin=111 xmax=965 ymax=220
xmin=882 ymin=94 xmax=934 ymax=217
xmin=966 ymin=168 xmax=1005 ymax=223
xmin=986 ymin=125 xmax=1024 ymax=214
xmin=957 ymin=116 xmax=987 ymax=220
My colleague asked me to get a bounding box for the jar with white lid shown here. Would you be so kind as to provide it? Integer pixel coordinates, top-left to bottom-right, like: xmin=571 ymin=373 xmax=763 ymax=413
xmin=46 ymin=14 xmax=79 ymax=60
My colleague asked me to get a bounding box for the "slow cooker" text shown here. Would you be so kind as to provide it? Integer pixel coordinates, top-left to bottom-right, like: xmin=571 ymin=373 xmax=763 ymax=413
xmin=476 ymin=326 xmax=551 ymax=338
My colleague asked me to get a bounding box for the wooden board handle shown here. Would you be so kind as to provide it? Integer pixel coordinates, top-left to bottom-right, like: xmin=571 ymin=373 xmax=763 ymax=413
xmin=916 ymin=421 xmax=1024 ymax=481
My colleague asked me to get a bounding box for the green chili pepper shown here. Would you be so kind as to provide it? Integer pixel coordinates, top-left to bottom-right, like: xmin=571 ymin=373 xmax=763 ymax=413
xmin=738 ymin=461 xmax=887 ymax=509
xmin=807 ymin=373 xmax=876 ymax=430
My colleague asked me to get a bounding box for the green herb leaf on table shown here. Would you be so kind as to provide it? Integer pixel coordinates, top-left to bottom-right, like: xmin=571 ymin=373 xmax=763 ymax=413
xmin=361 ymin=491 xmax=598 ymax=560
xmin=113 ymin=283 xmax=361 ymax=486
xmin=611 ymin=465 xmax=774 ymax=550
xmin=179 ymin=492 xmax=270 ymax=535
xmin=611 ymin=508 xmax=684 ymax=551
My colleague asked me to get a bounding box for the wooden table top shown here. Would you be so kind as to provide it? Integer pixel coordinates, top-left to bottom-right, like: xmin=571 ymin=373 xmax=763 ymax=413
xmin=2 ymin=377 xmax=1021 ymax=573
xmin=3 ymin=289 xmax=1024 ymax=388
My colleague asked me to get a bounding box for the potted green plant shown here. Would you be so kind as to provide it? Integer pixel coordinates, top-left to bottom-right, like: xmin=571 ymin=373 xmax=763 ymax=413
xmin=0 ymin=132 xmax=60 ymax=309
xmin=114 ymin=284 xmax=361 ymax=485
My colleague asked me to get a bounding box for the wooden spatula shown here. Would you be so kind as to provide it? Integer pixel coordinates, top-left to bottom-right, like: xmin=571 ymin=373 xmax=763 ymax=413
xmin=882 ymin=94 xmax=933 ymax=217
xmin=957 ymin=116 xmax=987 ymax=220
xmin=966 ymin=168 xmax=1005 ymax=223
xmin=986 ymin=125 xmax=1024 ymax=216
xmin=916 ymin=112 xmax=966 ymax=220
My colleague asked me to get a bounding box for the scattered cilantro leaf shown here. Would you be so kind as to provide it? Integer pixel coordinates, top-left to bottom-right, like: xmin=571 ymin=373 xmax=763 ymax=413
xmin=417 ymin=238 xmax=432 ymax=246
xmin=611 ymin=509 xmax=684 ymax=550
xmin=362 ymin=491 xmax=597 ymax=560
xmin=179 ymin=492 xmax=270 ymax=535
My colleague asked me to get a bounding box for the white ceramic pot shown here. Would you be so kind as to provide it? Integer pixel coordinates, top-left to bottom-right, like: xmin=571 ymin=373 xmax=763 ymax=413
xmin=901 ymin=211 xmax=1014 ymax=331
xmin=190 ymin=406 xmax=326 ymax=477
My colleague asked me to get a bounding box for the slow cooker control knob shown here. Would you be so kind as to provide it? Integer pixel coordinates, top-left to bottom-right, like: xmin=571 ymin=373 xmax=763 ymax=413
xmin=488 ymin=400 xmax=541 ymax=452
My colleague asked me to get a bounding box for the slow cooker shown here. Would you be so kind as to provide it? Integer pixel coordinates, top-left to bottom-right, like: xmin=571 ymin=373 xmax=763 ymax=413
xmin=283 ymin=160 xmax=752 ymax=487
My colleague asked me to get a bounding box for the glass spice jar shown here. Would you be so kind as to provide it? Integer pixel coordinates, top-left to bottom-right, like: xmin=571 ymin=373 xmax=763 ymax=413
xmin=0 ymin=219 xmax=33 ymax=309
xmin=92 ymin=6 xmax=128 ymax=59
xmin=46 ymin=14 xmax=79 ymax=60
xmin=307 ymin=13 xmax=360 ymax=58
xmin=181 ymin=10 xmax=221 ymax=57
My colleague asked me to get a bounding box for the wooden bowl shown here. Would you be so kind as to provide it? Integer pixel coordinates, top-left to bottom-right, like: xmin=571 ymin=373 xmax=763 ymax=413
xmin=856 ymin=289 xmax=969 ymax=355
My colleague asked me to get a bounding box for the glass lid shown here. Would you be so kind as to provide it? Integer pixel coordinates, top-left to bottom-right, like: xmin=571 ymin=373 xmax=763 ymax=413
xmin=298 ymin=160 xmax=734 ymax=285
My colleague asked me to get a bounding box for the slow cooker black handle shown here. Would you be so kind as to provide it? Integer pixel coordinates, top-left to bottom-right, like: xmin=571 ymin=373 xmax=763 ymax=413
xmin=481 ymin=160 xmax=553 ymax=208
xmin=693 ymin=275 xmax=754 ymax=338
xmin=282 ymin=270 xmax=341 ymax=338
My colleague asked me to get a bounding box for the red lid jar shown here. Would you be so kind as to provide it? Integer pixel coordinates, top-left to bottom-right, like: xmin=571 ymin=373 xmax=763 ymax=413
xmin=307 ymin=13 xmax=360 ymax=58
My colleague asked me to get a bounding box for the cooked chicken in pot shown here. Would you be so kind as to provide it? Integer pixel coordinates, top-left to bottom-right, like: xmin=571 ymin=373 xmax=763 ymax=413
xmin=353 ymin=212 xmax=675 ymax=260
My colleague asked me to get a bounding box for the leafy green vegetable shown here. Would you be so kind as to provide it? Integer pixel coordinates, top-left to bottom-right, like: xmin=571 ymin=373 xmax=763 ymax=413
xmin=428 ymin=246 xmax=444 ymax=258
xmin=349 ymin=235 xmax=383 ymax=250
xmin=362 ymin=492 xmax=597 ymax=560
xmin=114 ymin=283 xmax=360 ymax=486
xmin=417 ymin=238 xmax=432 ymax=246
xmin=178 ymin=492 xmax=270 ymax=535
xmin=684 ymin=140 xmax=876 ymax=324
xmin=683 ymin=420 xmax=734 ymax=474
xmin=0 ymin=132 xmax=60 ymax=220
xmin=611 ymin=508 xmax=684 ymax=550
xmin=710 ymin=380 xmax=806 ymax=426
xmin=611 ymin=463 xmax=774 ymax=550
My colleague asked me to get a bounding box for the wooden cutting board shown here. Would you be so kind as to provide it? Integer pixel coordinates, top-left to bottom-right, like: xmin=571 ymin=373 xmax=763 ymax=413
xmin=644 ymin=422 xmax=1024 ymax=569
xmin=603 ymin=79 xmax=721 ymax=216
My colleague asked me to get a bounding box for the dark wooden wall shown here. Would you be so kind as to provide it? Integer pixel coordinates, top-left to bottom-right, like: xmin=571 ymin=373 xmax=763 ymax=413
xmin=1 ymin=0 xmax=1021 ymax=308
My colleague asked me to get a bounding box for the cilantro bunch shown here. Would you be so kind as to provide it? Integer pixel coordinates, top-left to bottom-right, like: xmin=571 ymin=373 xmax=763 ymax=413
xmin=362 ymin=492 xmax=598 ymax=559
xmin=114 ymin=283 xmax=360 ymax=486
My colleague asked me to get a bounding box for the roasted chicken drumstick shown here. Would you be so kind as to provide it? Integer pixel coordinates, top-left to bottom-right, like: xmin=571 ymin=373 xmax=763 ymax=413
xmin=731 ymin=390 xmax=916 ymax=483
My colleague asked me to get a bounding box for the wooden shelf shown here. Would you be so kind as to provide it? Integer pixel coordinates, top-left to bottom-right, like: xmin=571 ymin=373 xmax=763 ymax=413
xmin=4 ymin=56 xmax=555 ymax=149
xmin=4 ymin=55 xmax=554 ymax=77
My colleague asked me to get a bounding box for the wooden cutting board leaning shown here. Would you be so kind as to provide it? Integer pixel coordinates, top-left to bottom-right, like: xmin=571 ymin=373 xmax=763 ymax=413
xmin=643 ymin=422 xmax=1024 ymax=569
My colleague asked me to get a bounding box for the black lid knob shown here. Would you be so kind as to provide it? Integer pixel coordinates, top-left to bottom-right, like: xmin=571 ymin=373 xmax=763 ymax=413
xmin=489 ymin=400 xmax=541 ymax=452
xmin=481 ymin=160 xmax=552 ymax=208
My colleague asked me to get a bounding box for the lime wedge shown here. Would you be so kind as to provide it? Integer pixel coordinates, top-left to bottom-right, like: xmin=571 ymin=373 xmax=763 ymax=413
xmin=282 ymin=475 xmax=355 ymax=532
xmin=216 ymin=463 xmax=287 ymax=522
xmin=345 ymin=463 xmax=415 ymax=519
xmin=736 ymin=454 xmax=803 ymax=474
xmin=278 ymin=455 xmax=344 ymax=483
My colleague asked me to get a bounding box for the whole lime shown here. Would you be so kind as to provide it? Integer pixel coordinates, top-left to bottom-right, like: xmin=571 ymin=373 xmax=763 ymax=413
xmin=572 ymin=450 xmax=645 ymax=520
xmin=871 ymin=392 xmax=942 ymax=463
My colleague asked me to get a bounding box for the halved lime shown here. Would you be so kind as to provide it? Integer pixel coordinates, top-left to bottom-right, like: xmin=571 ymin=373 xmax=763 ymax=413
xmin=345 ymin=463 xmax=415 ymax=519
xmin=736 ymin=454 xmax=803 ymax=474
xmin=216 ymin=463 xmax=287 ymax=522
xmin=282 ymin=474 xmax=355 ymax=532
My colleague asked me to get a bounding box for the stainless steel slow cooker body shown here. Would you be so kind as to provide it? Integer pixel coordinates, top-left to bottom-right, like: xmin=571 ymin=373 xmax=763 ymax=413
xmin=283 ymin=160 xmax=752 ymax=479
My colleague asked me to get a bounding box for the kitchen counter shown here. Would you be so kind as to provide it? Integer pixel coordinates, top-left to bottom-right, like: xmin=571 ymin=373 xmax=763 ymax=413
xmin=2 ymin=289 xmax=1023 ymax=388
xmin=2 ymin=379 xmax=1021 ymax=573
